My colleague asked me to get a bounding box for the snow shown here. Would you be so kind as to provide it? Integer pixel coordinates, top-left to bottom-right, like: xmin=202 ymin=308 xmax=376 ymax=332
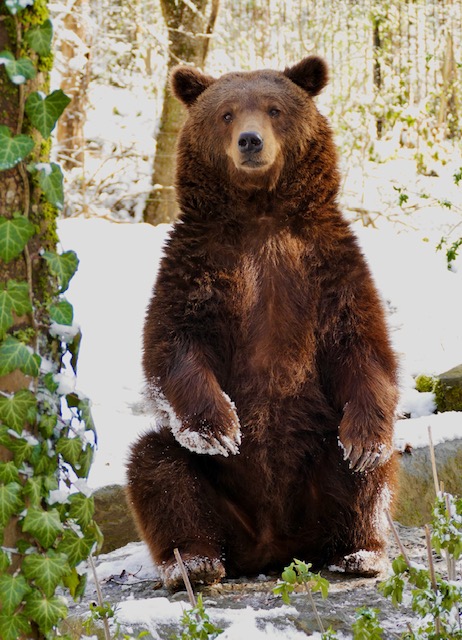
xmin=11 ymin=74 xmax=26 ymax=84
xmin=114 ymin=598 xmax=307 ymax=640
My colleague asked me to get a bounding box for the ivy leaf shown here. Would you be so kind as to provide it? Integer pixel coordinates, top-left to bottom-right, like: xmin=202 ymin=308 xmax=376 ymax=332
xmin=23 ymin=476 xmax=45 ymax=506
xmin=36 ymin=163 xmax=65 ymax=210
xmin=22 ymin=552 xmax=70 ymax=598
xmin=56 ymin=436 xmax=83 ymax=468
xmin=24 ymin=591 xmax=68 ymax=633
xmin=75 ymin=444 xmax=93 ymax=478
xmin=0 ymin=550 xmax=11 ymax=572
xmin=0 ymin=461 xmax=20 ymax=484
xmin=4 ymin=0 xmax=34 ymax=15
xmin=0 ymin=50 xmax=36 ymax=85
xmin=26 ymin=90 xmax=71 ymax=138
xmin=0 ymin=216 xmax=35 ymax=263
xmin=0 ymin=612 xmax=31 ymax=640
xmin=57 ymin=530 xmax=96 ymax=566
xmin=0 ymin=280 xmax=32 ymax=338
xmin=49 ymin=298 xmax=73 ymax=326
xmin=0 ymin=126 xmax=34 ymax=170
xmin=43 ymin=250 xmax=79 ymax=293
xmin=0 ymin=482 xmax=23 ymax=526
xmin=0 ymin=336 xmax=40 ymax=377
xmin=0 ymin=389 xmax=37 ymax=433
xmin=24 ymin=20 xmax=53 ymax=56
xmin=22 ymin=506 xmax=64 ymax=547
xmin=68 ymin=493 xmax=94 ymax=529
xmin=62 ymin=566 xmax=87 ymax=601
xmin=38 ymin=412 xmax=57 ymax=438
xmin=9 ymin=436 xmax=34 ymax=466
xmin=30 ymin=443 xmax=57 ymax=475
xmin=80 ymin=397 xmax=96 ymax=434
xmin=68 ymin=328 xmax=82 ymax=374
xmin=0 ymin=573 xmax=31 ymax=615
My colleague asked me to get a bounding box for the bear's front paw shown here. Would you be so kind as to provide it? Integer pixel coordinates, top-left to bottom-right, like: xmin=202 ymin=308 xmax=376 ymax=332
xmin=172 ymin=400 xmax=241 ymax=457
xmin=338 ymin=434 xmax=392 ymax=473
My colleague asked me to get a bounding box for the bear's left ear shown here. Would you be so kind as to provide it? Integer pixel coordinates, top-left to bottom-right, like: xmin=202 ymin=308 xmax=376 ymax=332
xmin=170 ymin=65 xmax=216 ymax=107
xmin=283 ymin=56 xmax=328 ymax=97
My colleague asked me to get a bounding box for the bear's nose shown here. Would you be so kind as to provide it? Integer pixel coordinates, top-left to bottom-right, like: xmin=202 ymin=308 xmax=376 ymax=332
xmin=238 ymin=131 xmax=264 ymax=153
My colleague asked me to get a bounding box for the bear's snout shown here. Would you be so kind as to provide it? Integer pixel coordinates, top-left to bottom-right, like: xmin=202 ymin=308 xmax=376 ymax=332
xmin=238 ymin=131 xmax=264 ymax=154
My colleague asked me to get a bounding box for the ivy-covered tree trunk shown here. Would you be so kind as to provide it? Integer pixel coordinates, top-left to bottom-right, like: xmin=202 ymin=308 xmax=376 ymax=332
xmin=143 ymin=0 xmax=219 ymax=225
xmin=0 ymin=2 xmax=99 ymax=638
xmin=0 ymin=0 xmax=56 ymax=583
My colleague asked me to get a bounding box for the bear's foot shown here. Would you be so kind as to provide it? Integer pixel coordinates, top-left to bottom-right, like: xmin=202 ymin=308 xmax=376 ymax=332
xmin=328 ymin=550 xmax=389 ymax=577
xmin=161 ymin=554 xmax=226 ymax=592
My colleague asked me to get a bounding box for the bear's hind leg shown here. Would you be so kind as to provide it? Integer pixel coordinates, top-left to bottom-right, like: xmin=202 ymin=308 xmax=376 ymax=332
xmin=126 ymin=428 xmax=225 ymax=590
xmin=317 ymin=447 xmax=396 ymax=577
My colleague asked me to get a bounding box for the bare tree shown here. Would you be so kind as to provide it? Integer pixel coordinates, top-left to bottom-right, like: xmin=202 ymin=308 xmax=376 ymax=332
xmin=56 ymin=0 xmax=92 ymax=172
xmin=143 ymin=0 xmax=219 ymax=225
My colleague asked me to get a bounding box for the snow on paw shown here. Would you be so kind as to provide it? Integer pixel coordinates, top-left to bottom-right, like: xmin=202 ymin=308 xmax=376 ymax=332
xmin=171 ymin=400 xmax=242 ymax=456
xmin=328 ymin=550 xmax=389 ymax=577
xmin=162 ymin=555 xmax=226 ymax=591
xmin=172 ymin=424 xmax=241 ymax=456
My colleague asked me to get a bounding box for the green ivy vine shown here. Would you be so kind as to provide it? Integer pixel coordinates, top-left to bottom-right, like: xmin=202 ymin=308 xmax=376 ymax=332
xmin=0 ymin=1 xmax=100 ymax=638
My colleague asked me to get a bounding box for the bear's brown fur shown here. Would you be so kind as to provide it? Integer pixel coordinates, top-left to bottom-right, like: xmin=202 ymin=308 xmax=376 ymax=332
xmin=127 ymin=56 xmax=398 ymax=590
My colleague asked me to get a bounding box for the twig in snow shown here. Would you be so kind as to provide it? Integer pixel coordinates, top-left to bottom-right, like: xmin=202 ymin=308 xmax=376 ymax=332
xmin=174 ymin=547 xmax=196 ymax=608
xmin=386 ymin=510 xmax=411 ymax=567
xmin=303 ymin=582 xmax=325 ymax=634
xmin=428 ymin=425 xmax=440 ymax=496
xmin=425 ymin=525 xmax=441 ymax=636
xmin=88 ymin=554 xmax=111 ymax=640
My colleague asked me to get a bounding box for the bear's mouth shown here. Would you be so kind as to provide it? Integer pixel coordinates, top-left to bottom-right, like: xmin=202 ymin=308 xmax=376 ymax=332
xmin=241 ymin=158 xmax=267 ymax=169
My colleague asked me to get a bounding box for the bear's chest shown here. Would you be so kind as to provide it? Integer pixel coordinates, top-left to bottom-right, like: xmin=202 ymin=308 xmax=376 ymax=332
xmin=222 ymin=229 xmax=320 ymax=386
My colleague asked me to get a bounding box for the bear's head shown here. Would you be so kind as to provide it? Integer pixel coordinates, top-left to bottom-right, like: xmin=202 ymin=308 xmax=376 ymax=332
xmin=171 ymin=57 xmax=330 ymax=192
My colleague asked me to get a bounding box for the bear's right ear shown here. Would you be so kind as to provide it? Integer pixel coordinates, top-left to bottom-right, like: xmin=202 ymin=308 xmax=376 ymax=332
xmin=283 ymin=56 xmax=328 ymax=96
xmin=170 ymin=66 xmax=216 ymax=107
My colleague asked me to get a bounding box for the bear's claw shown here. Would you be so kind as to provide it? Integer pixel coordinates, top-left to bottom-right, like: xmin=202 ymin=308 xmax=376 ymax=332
xmin=338 ymin=437 xmax=392 ymax=473
xmin=173 ymin=425 xmax=241 ymax=457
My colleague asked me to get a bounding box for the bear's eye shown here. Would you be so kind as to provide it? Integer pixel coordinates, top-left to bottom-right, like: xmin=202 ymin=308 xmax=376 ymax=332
xmin=269 ymin=108 xmax=281 ymax=118
xmin=223 ymin=112 xmax=233 ymax=123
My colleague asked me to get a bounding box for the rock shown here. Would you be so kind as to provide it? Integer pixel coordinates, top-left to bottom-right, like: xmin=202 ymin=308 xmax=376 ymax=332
xmin=415 ymin=364 xmax=462 ymax=412
xmin=93 ymin=484 xmax=140 ymax=553
xmin=394 ymin=438 xmax=462 ymax=526
xmin=434 ymin=363 xmax=462 ymax=412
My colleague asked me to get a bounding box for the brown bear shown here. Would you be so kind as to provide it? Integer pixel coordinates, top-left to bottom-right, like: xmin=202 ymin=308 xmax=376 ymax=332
xmin=127 ymin=56 xmax=398 ymax=591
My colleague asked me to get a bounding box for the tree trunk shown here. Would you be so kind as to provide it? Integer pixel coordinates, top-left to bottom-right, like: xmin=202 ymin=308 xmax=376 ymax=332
xmin=143 ymin=0 xmax=219 ymax=225
xmin=373 ymin=16 xmax=383 ymax=139
xmin=56 ymin=0 xmax=91 ymax=172
xmin=438 ymin=32 xmax=459 ymax=138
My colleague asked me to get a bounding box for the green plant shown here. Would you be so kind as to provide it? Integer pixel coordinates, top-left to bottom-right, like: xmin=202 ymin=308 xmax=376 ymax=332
xmin=432 ymin=493 xmax=462 ymax=562
xmin=174 ymin=593 xmax=223 ymax=640
xmin=436 ymin=236 xmax=462 ymax=270
xmin=380 ymin=495 xmax=462 ymax=639
xmin=0 ymin=1 xmax=100 ymax=638
xmin=393 ymin=186 xmax=409 ymax=208
xmin=351 ymin=607 xmax=384 ymax=639
xmin=273 ymin=559 xmax=334 ymax=637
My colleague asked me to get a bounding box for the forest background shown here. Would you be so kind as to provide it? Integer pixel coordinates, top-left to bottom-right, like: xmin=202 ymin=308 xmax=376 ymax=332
xmin=54 ymin=0 xmax=462 ymax=233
